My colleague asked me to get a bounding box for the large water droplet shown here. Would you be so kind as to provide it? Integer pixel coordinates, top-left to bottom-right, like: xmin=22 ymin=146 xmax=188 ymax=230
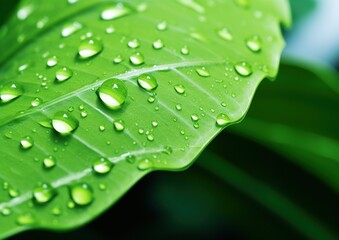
xmin=61 ymin=22 xmax=82 ymax=37
xmin=196 ymin=67 xmax=210 ymax=77
xmin=0 ymin=83 xmax=23 ymax=103
xmin=20 ymin=136 xmax=34 ymax=150
xmin=97 ymin=79 xmax=128 ymax=109
xmin=234 ymin=62 xmax=252 ymax=77
xmin=16 ymin=213 xmax=35 ymax=226
xmin=113 ymin=119 xmax=125 ymax=132
xmin=246 ymin=35 xmax=262 ymax=52
xmin=218 ymin=28 xmax=233 ymax=41
xmin=137 ymin=74 xmax=158 ymax=91
xmin=43 ymin=155 xmax=56 ymax=169
xmin=33 ymin=183 xmax=56 ymax=204
xmin=101 ymin=3 xmax=132 ymax=20
xmin=128 ymin=39 xmax=140 ymax=49
xmin=55 ymin=67 xmax=73 ymax=82
xmin=70 ymin=183 xmax=94 ymax=206
xmin=153 ymin=39 xmax=164 ymax=50
xmin=79 ymin=38 xmax=103 ymax=59
xmin=174 ymin=84 xmax=185 ymax=94
xmin=92 ymin=157 xmax=114 ymax=174
xmin=137 ymin=159 xmax=153 ymax=170
xmin=47 ymin=56 xmax=58 ymax=67
xmin=52 ymin=111 xmax=79 ymax=135
xmin=130 ymin=52 xmax=145 ymax=65
xmin=216 ymin=113 xmax=231 ymax=126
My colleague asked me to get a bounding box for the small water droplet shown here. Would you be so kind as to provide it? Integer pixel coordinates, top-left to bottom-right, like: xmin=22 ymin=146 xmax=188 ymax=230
xmin=193 ymin=122 xmax=200 ymax=129
xmin=137 ymin=74 xmax=158 ymax=91
xmin=20 ymin=136 xmax=34 ymax=150
xmin=52 ymin=207 xmax=62 ymax=216
xmin=191 ymin=113 xmax=199 ymax=122
xmin=234 ymin=0 xmax=250 ymax=8
xmin=69 ymin=183 xmax=94 ymax=206
xmin=80 ymin=111 xmax=88 ymax=118
xmin=99 ymin=183 xmax=107 ymax=191
xmin=8 ymin=188 xmax=20 ymax=198
xmin=147 ymin=134 xmax=155 ymax=142
xmin=246 ymin=35 xmax=262 ymax=52
xmin=43 ymin=155 xmax=56 ymax=169
xmin=47 ymin=56 xmax=58 ymax=67
xmin=234 ymin=62 xmax=252 ymax=77
xmin=180 ymin=46 xmax=189 ymax=55
xmin=153 ymin=39 xmax=164 ymax=49
xmin=1 ymin=207 xmax=11 ymax=216
xmin=147 ymin=96 xmax=155 ymax=103
xmin=151 ymin=121 xmax=158 ymax=127
xmin=137 ymin=159 xmax=153 ymax=170
xmin=3 ymin=182 xmax=9 ymax=190
xmin=128 ymin=39 xmax=140 ymax=48
xmin=78 ymin=37 xmax=103 ymax=59
xmin=99 ymin=125 xmax=105 ymax=132
xmin=105 ymin=26 xmax=115 ymax=34
xmin=33 ymin=183 xmax=56 ymax=204
xmin=0 ymin=83 xmax=23 ymax=103
xmin=92 ymin=157 xmax=114 ymax=174
xmin=113 ymin=119 xmax=125 ymax=132
xmin=17 ymin=5 xmax=33 ymax=20
xmin=157 ymin=21 xmax=168 ymax=31
xmin=36 ymin=16 xmax=49 ymax=29
xmin=61 ymin=22 xmax=82 ymax=37
xmin=67 ymin=201 xmax=75 ymax=209
xmin=101 ymin=3 xmax=132 ymax=20
xmin=163 ymin=146 xmax=173 ymax=155
xmin=175 ymin=104 xmax=182 ymax=111
xmin=113 ymin=55 xmax=123 ymax=64
xmin=55 ymin=67 xmax=73 ymax=82
xmin=174 ymin=84 xmax=185 ymax=94
xmin=218 ymin=28 xmax=233 ymax=41
xmin=216 ymin=113 xmax=231 ymax=126
xmin=129 ymin=52 xmax=145 ymax=65
xmin=16 ymin=213 xmax=35 ymax=226
xmin=52 ymin=111 xmax=79 ymax=135
xmin=196 ymin=67 xmax=210 ymax=77
xmin=97 ymin=79 xmax=128 ymax=109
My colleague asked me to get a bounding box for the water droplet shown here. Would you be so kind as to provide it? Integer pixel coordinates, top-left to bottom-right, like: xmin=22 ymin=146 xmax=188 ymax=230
xmin=17 ymin=5 xmax=33 ymax=20
xmin=246 ymin=35 xmax=262 ymax=52
xmin=105 ymin=26 xmax=115 ymax=34
xmin=193 ymin=122 xmax=200 ymax=129
xmin=16 ymin=213 xmax=35 ymax=226
xmin=234 ymin=62 xmax=252 ymax=77
xmin=147 ymin=96 xmax=155 ymax=103
xmin=98 ymin=183 xmax=107 ymax=190
xmin=180 ymin=46 xmax=189 ymax=55
xmin=129 ymin=52 xmax=145 ymax=65
xmin=137 ymin=74 xmax=158 ymax=91
xmin=137 ymin=159 xmax=153 ymax=170
xmin=33 ymin=183 xmax=56 ymax=204
xmin=0 ymin=83 xmax=23 ymax=103
xmin=67 ymin=201 xmax=75 ymax=209
xmin=80 ymin=111 xmax=88 ymax=118
xmin=191 ymin=113 xmax=199 ymax=121
xmin=163 ymin=146 xmax=173 ymax=155
xmin=92 ymin=157 xmax=114 ymax=174
xmin=8 ymin=188 xmax=20 ymax=198
xmin=216 ymin=113 xmax=231 ymax=126
xmin=1 ymin=207 xmax=11 ymax=216
xmin=101 ymin=3 xmax=132 ymax=20
xmin=52 ymin=207 xmax=62 ymax=216
xmin=151 ymin=121 xmax=158 ymax=127
xmin=55 ymin=67 xmax=73 ymax=82
xmin=30 ymin=97 xmax=42 ymax=107
xmin=52 ymin=111 xmax=79 ymax=135
xmin=175 ymin=104 xmax=182 ymax=111
xmin=147 ymin=134 xmax=154 ymax=142
xmin=218 ymin=28 xmax=233 ymax=41
xmin=47 ymin=56 xmax=58 ymax=67
xmin=43 ymin=155 xmax=56 ymax=169
xmin=18 ymin=64 xmax=29 ymax=72
xmin=196 ymin=67 xmax=210 ymax=77
xmin=153 ymin=39 xmax=164 ymax=49
xmin=97 ymin=79 xmax=128 ymax=109
xmin=61 ymin=22 xmax=82 ymax=37
xmin=78 ymin=38 xmax=103 ymax=59
xmin=99 ymin=125 xmax=105 ymax=132
xmin=157 ymin=21 xmax=168 ymax=31
xmin=113 ymin=119 xmax=125 ymax=132
xmin=128 ymin=39 xmax=140 ymax=49
xmin=174 ymin=84 xmax=185 ymax=94
xmin=113 ymin=55 xmax=123 ymax=64
xmin=68 ymin=0 xmax=78 ymax=4
xmin=69 ymin=183 xmax=94 ymax=206
xmin=20 ymin=136 xmax=34 ymax=150
xmin=36 ymin=16 xmax=49 ymax=29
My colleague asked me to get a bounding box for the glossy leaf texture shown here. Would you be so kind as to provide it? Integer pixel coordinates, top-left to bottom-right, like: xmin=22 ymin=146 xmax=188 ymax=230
xmin=231 ymin=60 xmax=339 ymax=193
xmin=0 ymin=0 xmax=290 ymax=237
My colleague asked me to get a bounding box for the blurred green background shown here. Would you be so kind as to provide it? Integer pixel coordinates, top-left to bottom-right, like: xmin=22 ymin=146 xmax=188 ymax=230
xmin=1 ymin=0 xmax=339 ymax=239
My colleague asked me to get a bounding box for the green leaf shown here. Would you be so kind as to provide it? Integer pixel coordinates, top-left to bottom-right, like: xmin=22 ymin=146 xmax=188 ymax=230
xmin=231 ymin=60 xmax=339 ymax=193
xmin=0 ymin=0 xmax=290 ymax=237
